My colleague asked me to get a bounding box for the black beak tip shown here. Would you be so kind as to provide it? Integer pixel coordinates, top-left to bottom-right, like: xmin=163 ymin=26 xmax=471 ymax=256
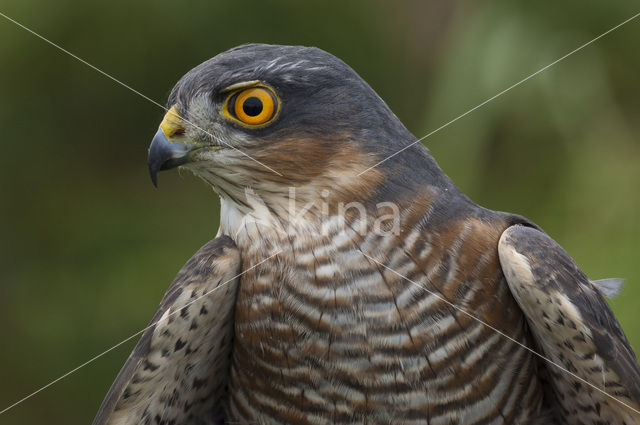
xmin=149 ymin=164 xmax=159 ymax=188
xmin=148 ymin=143 xmax=163 ymax=188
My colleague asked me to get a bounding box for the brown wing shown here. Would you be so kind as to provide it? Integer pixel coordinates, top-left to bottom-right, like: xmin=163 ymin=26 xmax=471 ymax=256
xmin=93 ymin=236 xmax=241 ymax=425
xmin=498 ymin=225 xmax=640 ymax=424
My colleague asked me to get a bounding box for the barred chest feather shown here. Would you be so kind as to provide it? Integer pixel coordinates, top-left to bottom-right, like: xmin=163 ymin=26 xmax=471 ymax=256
xmin=219 ymin=198 xmax=546 ymax=425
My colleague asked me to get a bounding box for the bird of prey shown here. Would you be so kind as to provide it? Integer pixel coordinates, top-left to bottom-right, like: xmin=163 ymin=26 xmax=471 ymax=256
xmin=93 ymin=44 xmax=640 ymax=425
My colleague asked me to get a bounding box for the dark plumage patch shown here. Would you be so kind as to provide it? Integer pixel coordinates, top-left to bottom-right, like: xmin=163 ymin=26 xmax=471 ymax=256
xmin=192 ymin=377 xmax=208 ymax=390
xmin=180 ymin=307 xmax=189 ymax=319
xmin=174 ymin=339 xmax=186 ymax=352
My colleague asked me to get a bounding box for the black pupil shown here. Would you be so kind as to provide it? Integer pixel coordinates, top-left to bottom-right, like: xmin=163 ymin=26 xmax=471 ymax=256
xmin=242 ymin=96 xmax=263 ymax=117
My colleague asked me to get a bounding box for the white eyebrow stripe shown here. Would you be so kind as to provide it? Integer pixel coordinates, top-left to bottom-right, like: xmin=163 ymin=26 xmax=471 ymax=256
xmin=221 ymin=80 xmax=261 ymax=93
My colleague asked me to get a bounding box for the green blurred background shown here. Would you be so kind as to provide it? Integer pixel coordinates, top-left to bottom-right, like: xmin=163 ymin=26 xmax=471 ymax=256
xmin=0 ymin=1 xmax=638 ymax=423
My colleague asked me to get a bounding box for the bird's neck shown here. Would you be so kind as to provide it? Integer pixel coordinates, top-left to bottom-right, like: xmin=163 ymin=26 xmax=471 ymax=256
xmin=216 ymin=141 xmax=475 ymax=249
xmin=217 ymin=185 xmax=387 ymax=247
xmin=217 ymin=176 xmax=468 ymax=256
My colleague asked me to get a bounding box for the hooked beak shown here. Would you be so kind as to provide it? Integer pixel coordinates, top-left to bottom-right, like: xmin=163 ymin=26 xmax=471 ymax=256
xmin=147 ymin=106 xmax=192 ymax=187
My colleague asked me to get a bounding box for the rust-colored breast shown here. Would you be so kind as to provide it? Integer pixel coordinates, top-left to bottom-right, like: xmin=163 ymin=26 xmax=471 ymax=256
xmin=224 ymin=210 xmax=545 ymax=424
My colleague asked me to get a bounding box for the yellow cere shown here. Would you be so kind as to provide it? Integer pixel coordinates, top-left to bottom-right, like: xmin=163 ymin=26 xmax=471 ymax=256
xmin=159 ymin=106 xmax=186 ymax=139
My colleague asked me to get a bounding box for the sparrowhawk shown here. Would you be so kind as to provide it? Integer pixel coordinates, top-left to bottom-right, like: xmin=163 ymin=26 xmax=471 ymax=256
xmin=93 ymin=44 xmax=640 ymax=425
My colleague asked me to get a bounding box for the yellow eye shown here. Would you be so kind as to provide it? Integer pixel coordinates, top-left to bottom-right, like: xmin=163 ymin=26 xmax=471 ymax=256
xmin=227 ymin=86 xmax=278 ymax=126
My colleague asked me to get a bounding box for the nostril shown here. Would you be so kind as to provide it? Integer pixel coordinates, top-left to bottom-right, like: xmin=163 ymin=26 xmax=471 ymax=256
xmin=171 ymin=128 xmax=185 ymax=137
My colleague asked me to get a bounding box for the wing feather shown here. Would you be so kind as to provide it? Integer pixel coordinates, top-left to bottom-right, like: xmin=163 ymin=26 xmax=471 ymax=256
xmin=92 ymin=235 xmax=241 ymax=425
xmin=498 ymin=225 xmax=640 ymax=424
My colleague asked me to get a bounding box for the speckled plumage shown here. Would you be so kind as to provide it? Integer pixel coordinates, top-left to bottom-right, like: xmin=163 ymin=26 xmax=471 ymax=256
xmin=499 ymin=227 xmax=640 ymax=423
xmin=94 ymin=44 xmax=640 ymax=425
xmin=93 ymin=237 xmax=241 ymax=425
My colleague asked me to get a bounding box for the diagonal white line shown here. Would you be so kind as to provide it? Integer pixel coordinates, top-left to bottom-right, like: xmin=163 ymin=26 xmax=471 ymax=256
xmin=360 ymin=251 xmax=640 ymax=416
xmin=0 ymin=250 xmax=281 ymax=416
xmin=358 ymin=11 xmax=640 ymax=176
xmin=0 ymin=10 xmax=283 ymax=177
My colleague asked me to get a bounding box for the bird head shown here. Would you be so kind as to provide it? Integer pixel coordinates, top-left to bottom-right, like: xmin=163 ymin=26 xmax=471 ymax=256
xmin=148 ymin=44 xmax=445 ymax=214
